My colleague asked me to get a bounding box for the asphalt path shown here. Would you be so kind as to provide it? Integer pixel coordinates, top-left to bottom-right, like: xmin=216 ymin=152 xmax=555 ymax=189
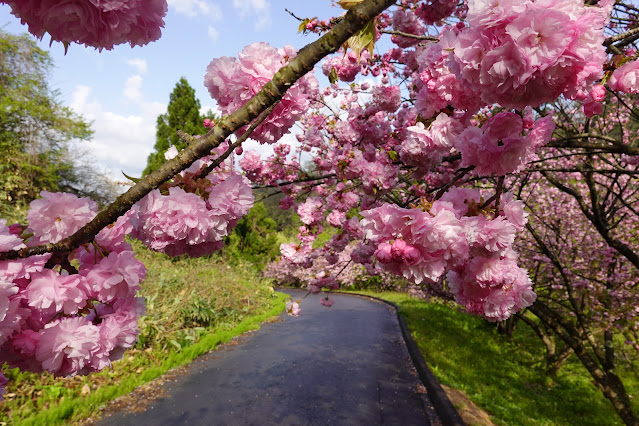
xmin=99 ymin=290 xmax=441 ymax=425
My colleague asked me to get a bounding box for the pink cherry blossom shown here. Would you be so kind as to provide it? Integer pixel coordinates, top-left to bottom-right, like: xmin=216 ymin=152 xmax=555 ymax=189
xmin=285 ymin=299 xmax=301 ymax=316
xmin=36 ymin=317 xmax=99 ymax=376
xmin=449 ymin=0 xmax=609 ymax=109
xmin=391 ymin=9 xmax=425 ymax=48
xmin=131 ymin=187 xmax=226 ymax=256
xmin=5 ymin=0 xmax=167 ymax=50
xmin=26 ymin=270 xmax=89 ymax=315
xmin=204 ymin=43 xmax=319 ymax=144
xmin=608 ymin=60 xmax=639 ymax=94
xmin=320 ymin=297 xmax=334 ymax=308
xmin=26 ymin=191 xmax=97 ymax=244
xmin=81 ymin=251 xmax=146 ymax=303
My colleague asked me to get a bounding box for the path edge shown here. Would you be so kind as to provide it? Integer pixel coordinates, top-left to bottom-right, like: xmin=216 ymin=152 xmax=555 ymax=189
xmin=336 ymin=291 xmax=465 ymax=426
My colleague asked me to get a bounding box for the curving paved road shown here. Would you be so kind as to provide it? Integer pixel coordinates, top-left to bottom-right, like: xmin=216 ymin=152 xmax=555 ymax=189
xmin=99 ymin=290 xmax=442 ymax=425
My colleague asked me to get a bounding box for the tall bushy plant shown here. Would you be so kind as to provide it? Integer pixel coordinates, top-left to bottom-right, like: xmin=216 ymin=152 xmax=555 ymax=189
xmin=224 ymin=202 xmax=280 ymax=271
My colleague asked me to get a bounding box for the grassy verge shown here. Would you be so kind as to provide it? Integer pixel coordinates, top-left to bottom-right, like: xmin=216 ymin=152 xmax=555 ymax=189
xmin=1 ymin=243 xmax=289 ymax=425
xmin=350 ymin=291 xmax=637 ymax=426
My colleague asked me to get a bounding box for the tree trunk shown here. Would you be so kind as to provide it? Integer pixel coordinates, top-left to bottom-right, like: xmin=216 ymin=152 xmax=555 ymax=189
xmin=529 ymin=302 xmax=638 ymax=425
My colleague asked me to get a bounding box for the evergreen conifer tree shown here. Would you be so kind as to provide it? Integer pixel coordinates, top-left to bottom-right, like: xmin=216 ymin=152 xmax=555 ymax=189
xmin=143 ymin=77 xmax=212 ymax=175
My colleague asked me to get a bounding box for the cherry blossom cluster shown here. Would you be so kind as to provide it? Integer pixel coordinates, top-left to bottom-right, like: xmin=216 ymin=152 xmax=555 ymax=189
xmin=446 ymin=0 xmax=613 ymax=110
xmin=457 ymin=112 xmax=555 ymax=176
xmin=2 ymin=0 xmax=167 ymax=50
xmin=204 ymin=43 xmax=320 ymax=144
xmin=0 ymin=192 xmax=145 ymax=381
xmin=130 ymin=143 xmax=254 ymax=258
xmin=359 ymin=189 xmax=535 ymax=322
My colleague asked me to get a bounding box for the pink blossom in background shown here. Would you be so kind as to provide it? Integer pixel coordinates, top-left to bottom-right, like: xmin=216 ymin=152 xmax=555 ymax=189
xmin=371 ymin=85 xmax=402 ymax=113
xmin=391 ymin=9 xmax=425 ymax=48
xmin=416 ymin=0 xmax=458 ymax=25
xmin=4 ymin=0 xmax=167 ymax=50
xmin=320 ymin=297 xmax=334 ymax=308
xmin=239 ymin=150 xmax=264 ymax=182
xmin=285 ymin=299 xmax=301 ymax=316
xmin=296 ymin=198 xmax=325 ymax=226
xmin=322 ymin=49 xmax=370 ymax=83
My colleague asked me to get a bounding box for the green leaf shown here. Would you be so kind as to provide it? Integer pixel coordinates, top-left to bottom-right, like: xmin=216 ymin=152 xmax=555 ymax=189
xmin=343 ymin=18 xmax=376 ymax=61
xmin=122 ymin=171 xmax=142 ymax=183
xmin=298 ymin=19 xmax=309 ymax=33
xmin=336 ymin=0 xmax=364 ymax=10
xmin=328 ymin=68 xmax=339 ymax=85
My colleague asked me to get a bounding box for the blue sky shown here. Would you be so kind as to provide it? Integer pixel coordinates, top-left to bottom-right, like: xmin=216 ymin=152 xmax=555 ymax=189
xmin=0 ymin=1 xmax=341 ymax=181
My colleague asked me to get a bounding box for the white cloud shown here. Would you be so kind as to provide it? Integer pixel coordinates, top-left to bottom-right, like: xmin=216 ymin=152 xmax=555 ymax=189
xmin=168 ymin=0 xmax=222 ymax=20
xmin=207 ymin=26 xmax=219 ymax=43
xmin=125 ymin=58 xmax=147 ymax=74
xmin=123 ymin=75 xmax=143 ymax=103
xmin=232 ymin=0 xmax=271 ymax=31
xmin=71 ymin=84 xmax=166 ymax=180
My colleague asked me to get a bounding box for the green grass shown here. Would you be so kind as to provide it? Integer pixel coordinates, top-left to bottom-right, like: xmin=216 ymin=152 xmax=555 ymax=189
xmin=351 ymin=291 xmax=635 ymax=426
xmin=1 ymin=242 xmax=290 ymax=425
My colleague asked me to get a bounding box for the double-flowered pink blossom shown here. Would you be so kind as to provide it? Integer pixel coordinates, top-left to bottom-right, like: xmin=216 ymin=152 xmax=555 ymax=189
xmin=131 ymin=187 xmax=220 ymax=255
xmin=447 ymin=0 xmax=611 ymax=109
xmin=35 ymin=317 xmax=99 ymax=376
xmin=26 ymin=191 xmax=97 ymax=244
xmin=416 ymin=0 xmax=458 ymax=25
xmin=204 ymin=43 xmax=319 ymax=144
xmin=80 ymin=251 xmax=146 ymax=303
xmin=457 ymin=112 xmax=555 ymax=176
xmin=608 ymin=60 xmax=639 ymax=94
xmin=414 ymin=27 xmax=483 ymax=120
xmin=26 ymin=270 xmax=89 ymax=315
xmin=391 ymin=8 xmax=426 ymax=48
xmin=361 ymin=204 xmax=469 ymax=284
xmin=130 ymin=172 xmax=254 ymax=257
xmin=322 ymin=49 xmax=370 ymax=83
xmin=359 ymin=188 xmax=534 ymax=321
xmin=296 ymin=198 xmax=325 ymax=226
xmin=447 ymin=255 xmax=536 ymax=322
xmin=5 ymin=0 xmax=167 ymax=50
xmin=0 ymin=189 xmax=148 ymax=378
xmin=400 ymin=113 xmax=463 ymax=171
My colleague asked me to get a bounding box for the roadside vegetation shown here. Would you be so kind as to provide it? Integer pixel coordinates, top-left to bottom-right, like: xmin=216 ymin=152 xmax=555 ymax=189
xmin=351 ymin=290 xmax=639 ymax=426
xmin=0 ymin=241 xmax=287 ymax=425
